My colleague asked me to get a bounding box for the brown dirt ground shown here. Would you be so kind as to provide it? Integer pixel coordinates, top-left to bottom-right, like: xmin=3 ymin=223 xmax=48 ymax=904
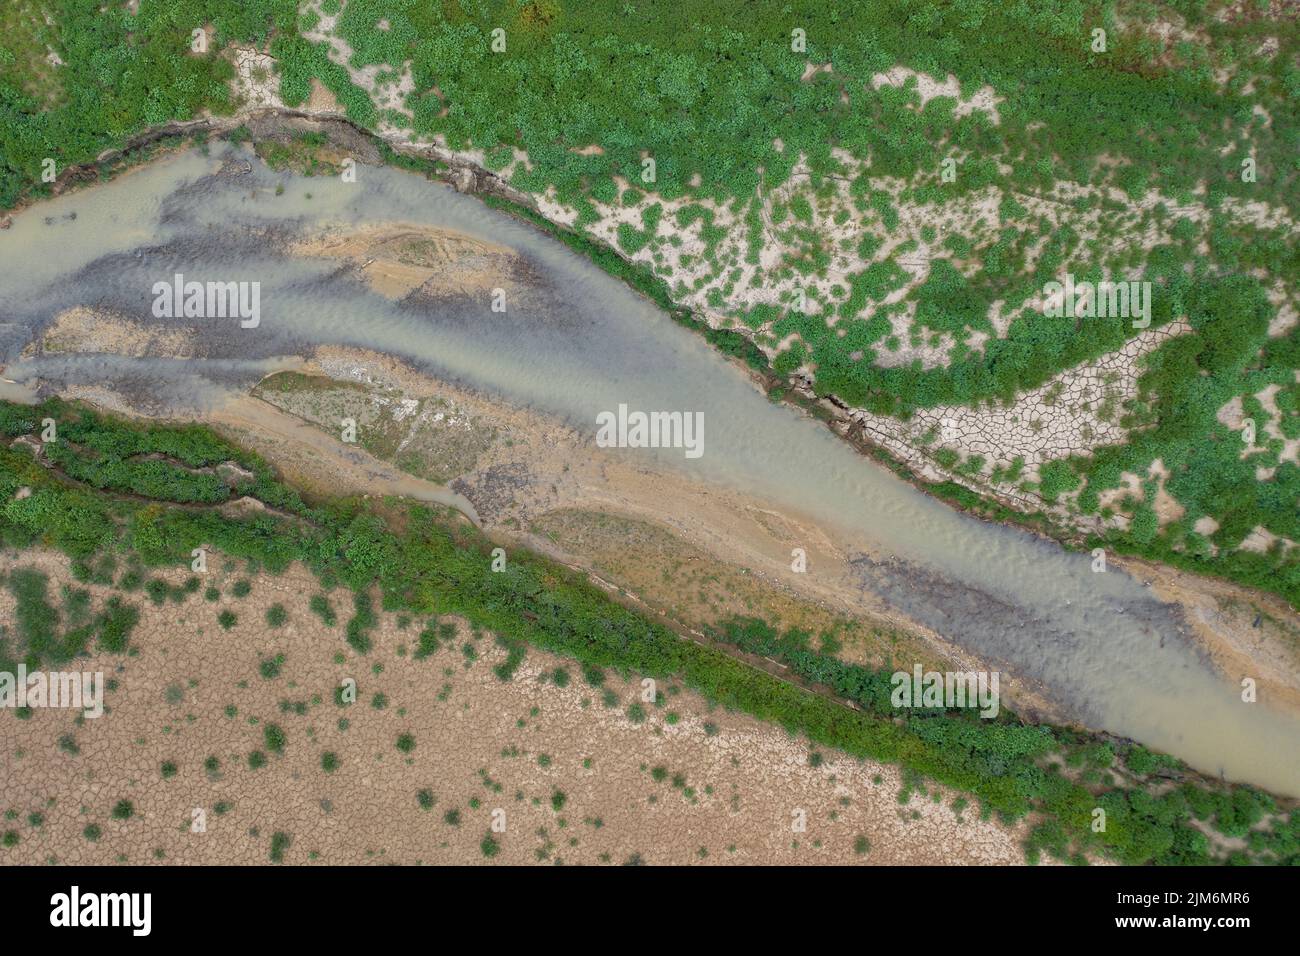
xmin=0 ymin=549 xmax=1029 ymax=865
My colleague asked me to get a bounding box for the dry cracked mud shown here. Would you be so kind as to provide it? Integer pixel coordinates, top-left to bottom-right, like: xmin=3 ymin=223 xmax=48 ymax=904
xmin=0 ymin=549 xmax=1028 ymax=865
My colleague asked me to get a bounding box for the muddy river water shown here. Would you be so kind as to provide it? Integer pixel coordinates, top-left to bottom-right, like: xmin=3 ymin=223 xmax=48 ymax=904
xmin=2 ymin=146 xmax=1297 ymax=795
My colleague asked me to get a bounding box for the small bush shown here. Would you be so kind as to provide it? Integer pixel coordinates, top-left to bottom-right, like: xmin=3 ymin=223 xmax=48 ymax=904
xmin=269 ymin=831 xmax=291 ymax=863
xmin=263 ymin=723 xmax=286 ymax=754
xmin=309 ymin=594 xmax=337 ymax=626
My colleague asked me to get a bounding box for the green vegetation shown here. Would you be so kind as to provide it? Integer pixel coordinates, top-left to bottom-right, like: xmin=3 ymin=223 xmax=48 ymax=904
xmin=346 ymin=592 xmax=377 ymax=653
xmin=263 ymin=723 xmax=287 ymax=754
xmin=309 ymin=593 xmax=337 ymax=626
xmin=1069 ymin=276 xmax=1300 ymax=604
xmin=6 ymin=2 xmax=1296 ymax=219
xmin=1 ymin=1 xmax=250 ymax=208
xmin=310 ymin=1 xmax=1296 ymax=214
xmin=0 ymin=565 xmax=140 ymax=671
xmin=254 ymin=130 xmax=344 ymax=175
xmin=269 ymin=830 xmax=291 ymax=863
xmin=259 ymin=653 xmax=285 ymax=679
